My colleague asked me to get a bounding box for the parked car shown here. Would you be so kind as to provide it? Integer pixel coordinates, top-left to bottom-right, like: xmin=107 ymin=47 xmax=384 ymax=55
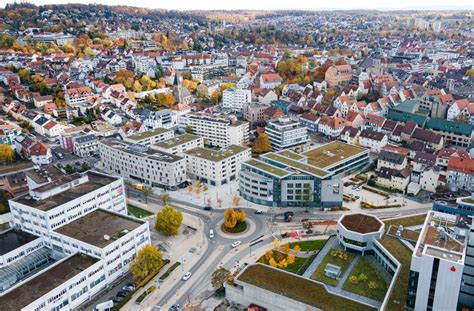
xmin=111 ymin=296 xmax=123 ymax=304
xmin=231 ymin=240 xmax=242 ymax=248
xmin=254 ymin=210 xmax=263 ymax=214
xmin=117 ymin=290 xmax=128 ymax=298
xmin=204 ymin=205 xmax=212 ymax=211
xmin=182 ymin=272 xmax=192 ymax=281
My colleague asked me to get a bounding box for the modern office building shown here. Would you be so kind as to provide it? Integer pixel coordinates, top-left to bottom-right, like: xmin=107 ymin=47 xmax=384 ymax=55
xmin=265 ymin=117 xmax=309 ymax=151
xmin=222 ymin=88 xmax=251 ymax=112
xmin=98 ymin=139 xmax=187 ymax=190
xmin=184 ymin=145 xmax=251 ymax=186
xmin=151 ymin=133 xmax=204 ymax=155
xmin=179 ymin=113 xmax=249 ymax=148
xmin=407 ymin=211 xmax=473 ymax=310
xmin=123 ymin=127 xmax=174 ymax=147
xmin=239 ymin=142 xmax=368 ymax=208
xmin=337 ymin=213 xmax=385 ymax=254
xmin=1 ymin=171 xmax=151 ymax=311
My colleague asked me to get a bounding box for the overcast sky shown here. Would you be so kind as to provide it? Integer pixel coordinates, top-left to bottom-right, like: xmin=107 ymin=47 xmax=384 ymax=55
xmin=4 ymin=0 xmax=473 ymax=10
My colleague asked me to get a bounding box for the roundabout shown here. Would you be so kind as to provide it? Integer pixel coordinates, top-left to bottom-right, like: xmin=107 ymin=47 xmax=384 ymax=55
xmin=214 ymin=218 xmax=256 ymax=240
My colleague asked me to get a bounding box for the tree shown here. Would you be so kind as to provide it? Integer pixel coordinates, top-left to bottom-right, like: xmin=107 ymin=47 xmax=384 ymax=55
xmin=210 ymin=90 xmax=220 ymax=105
xmin=0 ymin=144 xmax=14 ymax=165
xmin=155 ymin=205 xmax=183 ymax=236
xmin=211 ymin=267 xmax=231 ymax=291
xmin=156 ymin=93 xmax=176 ymax=107
xmin=302 ymin=184 xmax=313 ymax=212
xmin=293 ymin=245 xmax=301 ymax=254
xmin=142 ymin=186 xmax=153 ymax=203
xmin=269 ymin=258 xmax=277 ymax=267
xmin=252 ymin=132 xmax=272 ymax=154
xmin=223 ymin=208 xmax=237 ymax=230
xmin=203 ymin=185 xmax=208 ymax=192
xmin=235 ymin=209 xmax=246 ymax=223
xmin=157 ymin=192 xmax=171 ymax=205
xmin=182 ymin=79 xmax=198 ymax=93
xmin=187 ymin=184 xmax=193 ymax=192
xmin=80 ymin=162 xmax=90 ymax=172
xmin=287 ymin=254 xmax=295 ymax=265
xmin=129 ymin=244 xmax=163 ymax=282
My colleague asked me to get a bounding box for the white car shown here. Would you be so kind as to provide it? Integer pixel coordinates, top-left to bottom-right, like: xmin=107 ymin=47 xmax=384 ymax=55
xmin=231 ymin=241 xmax=242 ymax=248
xmin=182 ymin=272 xmax=192 ymax=281
xmin=209 ymin=229 xmax=214 ymax=239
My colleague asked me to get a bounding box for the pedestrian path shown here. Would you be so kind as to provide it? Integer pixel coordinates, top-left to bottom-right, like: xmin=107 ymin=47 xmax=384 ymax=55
xmin=302 ymin=235 xmax=337 ymax=278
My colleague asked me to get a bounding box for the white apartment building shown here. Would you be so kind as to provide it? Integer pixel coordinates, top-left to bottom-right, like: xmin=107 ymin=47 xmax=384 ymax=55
xmin=152 ymin=133 xmax=204 ymax=155
xmin=265 ymin=117 xmax=309 ymax=151
xmin=64 ymin=87 xmax=92 ymax=106
xmin=447 ymin=157 xmax=474 ymax=192
xmin=184 ymin=145 xmax=251 ymax=186
xmin=358 ymin=129 xmax=388 ymax=153
xmin=123 ymin=128 xmax=174 ymax=147
xmin=407 ymin=211 xmax=473 ymax=310
xmin=180 ymin=113 xmax=249 ymax=148
xmin=73 ymin=134 xmax=98 ymax=157
xmin=222 ymin=88 xmax=251 ymax=112
xmin=98 ymin=139 xmax=187 ymax=190
xmin=141 ymin=109 xmax=178 ymax=130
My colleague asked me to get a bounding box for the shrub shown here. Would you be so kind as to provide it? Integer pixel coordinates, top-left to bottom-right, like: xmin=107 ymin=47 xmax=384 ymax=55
xmin=368 ymin=281 xmax=378 ymax=289
xmin=359 ymin=273 xmax=368 ymax=282
xmin=349 ymin=275 xmax=359 ymax=284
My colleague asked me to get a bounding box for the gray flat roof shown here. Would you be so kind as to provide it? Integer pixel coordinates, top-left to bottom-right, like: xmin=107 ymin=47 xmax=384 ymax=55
xmin=101 ymin=139 xmax=183 ymax=163
xmin=14 ymin=172 xmax=118 ymax=212
xmin=0 ymin=254 xmax=97 ymax=310
xmin=54 ymin=209 xmax=144 ymax=248
xmin=0 ymin=230 xmax=38 ymax=256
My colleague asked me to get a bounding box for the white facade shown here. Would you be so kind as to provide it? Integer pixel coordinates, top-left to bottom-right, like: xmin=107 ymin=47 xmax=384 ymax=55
xmin=184 ymin=145 xmax=251 ymax=186
xmin=98 ymin=139 xmax=186 ymax=190
xmin=123 ymin=128 xmax=174 ymax=147
xmin=265 ymin=118 xmax=309 ymax=151
xmin=222 ymin=88 xmax=251 ymax=112
xmin=359 ymin=133 xmax=388 ymax=153
xmin=180 ymin=113 xmax=249 ymax=148
xmin=151 ymin=134 xmax=204 ymax=155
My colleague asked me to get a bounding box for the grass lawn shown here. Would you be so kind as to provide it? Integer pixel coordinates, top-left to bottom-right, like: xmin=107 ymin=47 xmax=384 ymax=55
xmin=297 ymin=253 xmax=317 ymax=275
xmin=286 ymin=239 xmax=327 ymax=252
xmin=223 ymin=221 xmax=247 ymax=233
xmin=128 ymin=205 xmax=153 ymax=219
xmin=383 ymin=215 xmax=426 ymax=230
xmin=259 ymin=250 xmax=307 ymax=274
xmin=311 ymin=249 xmax=354 ymax=286
xmin=238 ymin=264 xmax=375 ymax=311
xmin=342 ymin=257 xmax=388 ymax=301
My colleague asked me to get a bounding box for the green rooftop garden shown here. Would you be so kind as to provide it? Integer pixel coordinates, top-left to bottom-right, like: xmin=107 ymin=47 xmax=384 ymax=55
xmin=185 ymin=145 xmax=249 ymax=161
xmin=244 ymin=159 xmax=291 ymax=177
xmin=342 ymin=257 xmax=389 ymax=301
xmin=127 ymin=128 xmax=171 ymax=141
xmin=284 ymin=239 xmax=327 ymax=252
xmin=127 ymin=205 xmax=153 ymax=219
xmin=264 ymin=153 xmax=329 ymax=178
xmin=311 ymin=248 xmax=354 ymax=286
xmin=154 ymin=133 xmax=200 ymax=149
xmin=237 ymin=264 xmax=374 ymax=311
xmin=303 ymin=141 xmax=366 ymax=169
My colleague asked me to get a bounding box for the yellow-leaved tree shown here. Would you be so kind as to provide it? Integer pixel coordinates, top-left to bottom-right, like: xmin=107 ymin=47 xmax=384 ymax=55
xmin=0 ymin=144 xmax=14 ymax=165
xmin=252 ymin=132 xmax=272 ymax=154
xmin=155 ymin=205 xmax=183 ymax=236
xmin=129 ymin=244 xmax=163 ymax=282
xmin=224 ymin=208 xmax=237 ymax=230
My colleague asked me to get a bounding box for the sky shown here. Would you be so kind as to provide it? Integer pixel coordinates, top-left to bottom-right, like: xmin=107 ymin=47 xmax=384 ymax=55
xmin=4 ymin=0 xmax=473 ymax=10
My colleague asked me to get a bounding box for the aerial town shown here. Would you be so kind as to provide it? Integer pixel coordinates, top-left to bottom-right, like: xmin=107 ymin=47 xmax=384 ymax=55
xmin=0 ymin=3 xmax=473 ymax=311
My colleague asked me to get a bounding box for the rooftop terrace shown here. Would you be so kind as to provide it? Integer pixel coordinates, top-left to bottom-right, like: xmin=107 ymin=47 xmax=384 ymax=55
xmin=0 ymin=230 xmax=38 ymax=256
xmin=0 ymin=254 xmax=97 ymax=310
xmin=154 ymin=133 xmax=201 ymax=149
xmin=54 ymin=209 xmax=144 ymax=248
xmin=303 ymin=141 xmax=367 ymax=169
xmin=185 ymin=145 xmax=249 ymax=162
xmin=14 ymin=172 xmax=118 ymax=211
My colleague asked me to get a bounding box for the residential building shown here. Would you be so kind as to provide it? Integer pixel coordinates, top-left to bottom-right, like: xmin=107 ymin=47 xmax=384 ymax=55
xmin=222 ymin=88 xmax=251 ymax=112
xmin=180 ymin=113 xmax=249 ymax=148
xmin=318 ymin=116 xmax=346 ymax=138
xmin=265 ymin=117 xmax=309 ymax=151
xmin=123 ymin=128 xmax=174 ymax=147
xmin=73 ymin=134 xmax=98 ymax=157
xmin=298 ymin=113 xmax=319 ymax=132
xmin=358 ymin=129 xmax=388 ymax=153
xmin=259 ymin=73 xmax=282 ymax=89
xmin=97 ymin=139 xmax=186 ymax=190
xmin=425 ymin=118 xmax=473 ymax=148
xmin=64 ymin=87 xmax=92 ymax=106
xmin=377 ymin=150 xmax=407 ymax=170
xmin=340 ymin=126 xmax=360 ymax=145
xmin=447 ymin=157 xmax=474 ymax=192
xmin=184 ymin=145 xmax=251 ymax=186
xmin=0 ymin=117 xmax=21 ymax=148
xmin=151 ymin=134 xmax=204 ymax=155
xmin=376 ymin=167 xmax=410 ymax=191
xmin=325 ymin=64 xmax=352 ymax=87
xmin=243 ymin=103 xmax=270 ymax=127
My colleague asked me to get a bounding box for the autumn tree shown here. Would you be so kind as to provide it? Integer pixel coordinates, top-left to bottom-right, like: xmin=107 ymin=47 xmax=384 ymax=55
xmin=129 ymin=244 xmax=163 ymax=282
xmin=269 ymin=257 xmax=277 ymax=267
xmin=0 ymin=144 xmax=14 ymax=165
xmin=232 ymin=196 xmax=241 ymax=207
xmin=211 ymin=267 xmax=231 ymax=291
xmin=157 ymin=192 xmax=171 ymax=205
xmin=210 ymin=91 xmax=220 ymax=105
xmin=223 ymin=208 xmax=237 ymax=230
xmin=156 ymin=93 xmax=176 ymax=107
xmin=155 ymin=205 xmax=183 ymax=236
xmin=252 ymin=132 xmax=272 ymax=154
xmin=182 ymin=79 xmax=198 ymax=93
xmin=142 ymin=186 xmax=153 ymax=203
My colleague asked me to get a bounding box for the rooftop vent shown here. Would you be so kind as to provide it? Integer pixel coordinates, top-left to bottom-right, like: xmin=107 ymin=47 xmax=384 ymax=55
xmin=103 ymin=235 xmax=110 ymax=241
